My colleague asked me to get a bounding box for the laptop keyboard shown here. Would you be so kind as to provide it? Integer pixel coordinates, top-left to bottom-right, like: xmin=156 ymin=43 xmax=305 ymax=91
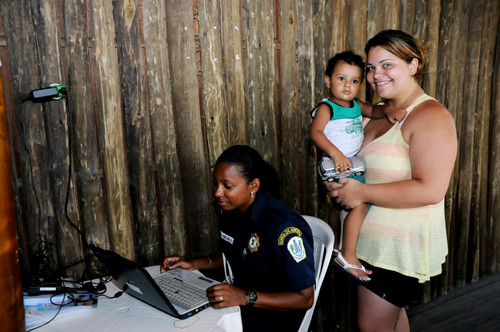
xmin=155 ymin=274 xmax=208 ymax=307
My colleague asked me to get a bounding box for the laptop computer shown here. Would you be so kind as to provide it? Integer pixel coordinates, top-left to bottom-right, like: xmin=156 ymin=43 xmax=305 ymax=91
xmin=89 ymin=245 xmax=219 ymax=319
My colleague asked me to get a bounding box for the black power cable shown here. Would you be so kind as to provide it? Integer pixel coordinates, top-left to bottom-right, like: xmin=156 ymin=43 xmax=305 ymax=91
xmin=20 ymin=84 xmax=95 ymax=285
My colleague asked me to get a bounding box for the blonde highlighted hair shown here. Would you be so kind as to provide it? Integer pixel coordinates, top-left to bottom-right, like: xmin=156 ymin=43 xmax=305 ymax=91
xmin=365 ymin=30 xmax=429 ymax=79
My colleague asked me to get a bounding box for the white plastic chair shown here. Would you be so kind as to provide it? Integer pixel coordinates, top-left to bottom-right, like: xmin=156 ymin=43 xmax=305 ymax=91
xmin=298 ymin=215 xmax=335 ymax=332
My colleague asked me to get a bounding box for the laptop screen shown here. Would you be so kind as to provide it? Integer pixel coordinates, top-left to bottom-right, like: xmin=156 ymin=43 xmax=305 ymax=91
xmin=89 ymin=245 xmax=215 ymax=319
xmin=90 ymin=245 xmax=180 ymax=316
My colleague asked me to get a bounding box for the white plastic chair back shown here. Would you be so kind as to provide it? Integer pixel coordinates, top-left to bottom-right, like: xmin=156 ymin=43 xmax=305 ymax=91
xmin=298 ymin=215 xmax=335 ymax=332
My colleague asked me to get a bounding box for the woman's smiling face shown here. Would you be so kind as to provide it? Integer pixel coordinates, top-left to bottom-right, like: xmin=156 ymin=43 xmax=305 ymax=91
xmin=366 ymin=46 xmax=416 ymax=100
xmin=213 ymin=162 xmax=258 ymax=213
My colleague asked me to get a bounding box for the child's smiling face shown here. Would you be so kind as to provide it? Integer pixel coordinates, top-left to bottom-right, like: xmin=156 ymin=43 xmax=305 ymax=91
xmin=325 ymin=61 xmax=363 ymax=107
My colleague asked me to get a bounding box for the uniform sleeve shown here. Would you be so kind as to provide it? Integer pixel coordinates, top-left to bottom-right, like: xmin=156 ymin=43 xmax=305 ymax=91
xmin=275 ymin=213 xmax=316 ymax=292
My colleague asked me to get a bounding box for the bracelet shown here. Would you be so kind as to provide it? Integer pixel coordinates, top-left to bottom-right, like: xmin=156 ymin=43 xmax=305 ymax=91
xmin=207 ymin=255 xmax=212 ymax=269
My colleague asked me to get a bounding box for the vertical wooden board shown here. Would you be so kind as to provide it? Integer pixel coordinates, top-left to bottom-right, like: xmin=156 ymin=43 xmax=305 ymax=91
xmin=435 ymin=0 xmax=452 ymax=106
xmin=0 ymin=19 xmax=22 ymax=186
xmin=425 ymin=0 xmax=441 ymax=99
xmin=467 ymin=0 xmax=488 ymax=282
xmin=0 ymin=0 xmax=58 ymax=268
xmin=279 ymin=0 xmax=302 ymax=210
xmin=165 ymin=1 xmax=216 ymax=256
xmin=468 ymin=10 xmax=483 ymax=283
xmin=328 ymin=0 xmax=347 ymax=56
xmin=88 ymin=0 xmax=134 ymax=259
xmin=477 ymin=0 xmax=500 ymax=275
xmin=0 ymin=66 xmax=25 ymax=332
xmin=435 ymin=2 xmax=455 ymax=225
xmin=220 ymin=0 xmax=248 ymax=147
xmin=198 ymin=0 xmax=228 ymax=166
xmin=433 ymin=0 xmax=456 ymax=296
xmin=398 ymin=0 xmax=416 ymax=33
xmin=455 ymin=0 xmax=480 ymax=286
xmin=449 ymin=1 xmax=471 ymax=287
xmin=311 ymin=0 xmax=336 ymax=221
xmin=347 ymin=0 xmax=368 ymax=102
xmin=312 ymin=3 xmax=349 ymax=328
xmin=385 ymin=0 xmax=401 ymax=30
xmin=367 ymin=0 xmax=399 ymax=39
xmin=312 ymin=0 xmax=333 ymax=104
xmin=297 ymin=0 xmax=318 ymax=216
xmin=490 ymin=26 xmax=500 ymax=273
xmin=29 ymin=0 xmax=85 ymax=278
xmin=62 ymin=0 xmax=108 ymax=251
xmin=0 ymin=39 xmax=30 ymax=273
xmin=413 ymin=0 xmax=441 ymax=98
xmin=141 ymin=0 xmax=185 ymax=257
xmin=443 ymin=0 xmax=467 ymax=288
xmin=112 ymin=0 xmax=158 ymax=266
xmin=243 ymin=0 xmax=280 ymax=168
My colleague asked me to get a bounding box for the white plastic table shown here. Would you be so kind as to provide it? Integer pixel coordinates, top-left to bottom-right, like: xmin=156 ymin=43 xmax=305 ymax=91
xmin=26 ymin=266 xmax=243 ymax=332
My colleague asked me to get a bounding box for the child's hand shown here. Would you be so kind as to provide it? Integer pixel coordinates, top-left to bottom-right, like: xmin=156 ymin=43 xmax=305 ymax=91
xmin=331 ymin=153 xmax=351 ymax=173
xmin=384 ymin=105 xmax=407 ymax=124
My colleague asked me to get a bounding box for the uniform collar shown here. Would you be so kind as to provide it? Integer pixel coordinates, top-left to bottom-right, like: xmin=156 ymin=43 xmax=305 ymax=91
xmin=246 ymin=192 xmax=271 ymax=223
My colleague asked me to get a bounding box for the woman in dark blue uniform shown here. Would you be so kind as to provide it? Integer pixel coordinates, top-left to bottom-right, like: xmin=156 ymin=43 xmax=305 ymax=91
xmin=161 ymin=145 xmax=315 ymax=331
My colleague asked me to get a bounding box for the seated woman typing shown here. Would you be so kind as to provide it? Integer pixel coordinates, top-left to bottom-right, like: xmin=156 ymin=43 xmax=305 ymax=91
xmin=161 ymin=145 xmax=315 ymax=332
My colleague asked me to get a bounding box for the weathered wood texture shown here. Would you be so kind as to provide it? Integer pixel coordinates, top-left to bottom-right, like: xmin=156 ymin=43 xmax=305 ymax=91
xmin=90 ymin=0 xmax=136 ymax=261
xmin=164 ymin=1 xmax=216 ymax=257
xmin=0 ymin=0 xmax=498 ymax=331
xmin=140 ymin=0 xmax=186 ymax=261
xmin=63 ymin=0 xmax=107 ymax=268
xmin=0 ymin=60 xmax=25 ymax=332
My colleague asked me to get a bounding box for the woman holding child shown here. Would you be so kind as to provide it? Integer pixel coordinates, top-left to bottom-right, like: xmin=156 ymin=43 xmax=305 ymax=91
xmin=328 ymin=29 xmax=457 ymax=331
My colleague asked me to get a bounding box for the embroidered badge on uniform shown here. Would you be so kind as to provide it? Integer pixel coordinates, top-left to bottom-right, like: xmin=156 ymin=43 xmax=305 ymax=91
xmin=287 ymin=236 xmax=306 ymax=263
xmin=278 ymin=227 xmax=302 ymax=245
xmin=248 ymin=233 xmax=260 ymax=252
xmin=220 ymin=231 xmax=234 ymax=244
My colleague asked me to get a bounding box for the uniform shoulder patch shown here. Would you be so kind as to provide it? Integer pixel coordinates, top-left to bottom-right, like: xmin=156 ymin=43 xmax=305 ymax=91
xmin=278 ymin=227 xmax=302 ymax=245
xmin=287 ymin=236 xmax=306 ymax=263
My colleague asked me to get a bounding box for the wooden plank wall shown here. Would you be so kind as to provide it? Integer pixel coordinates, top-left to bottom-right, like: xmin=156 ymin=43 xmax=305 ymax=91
xmin=0 ymin=0 xmax=498 ymax=330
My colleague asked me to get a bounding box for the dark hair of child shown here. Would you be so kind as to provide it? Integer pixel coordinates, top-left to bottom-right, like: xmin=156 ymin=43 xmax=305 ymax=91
xmin=325 ymin=50 xmax=365 ymax=79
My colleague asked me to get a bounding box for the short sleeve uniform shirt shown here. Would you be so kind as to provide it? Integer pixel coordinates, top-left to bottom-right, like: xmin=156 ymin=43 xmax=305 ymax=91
xmin=219 ymin=192 xmax=315 ymax=331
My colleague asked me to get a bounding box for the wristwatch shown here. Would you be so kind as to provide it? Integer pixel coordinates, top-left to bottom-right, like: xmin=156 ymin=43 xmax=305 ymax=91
xmin=246 ymin=291 xmax=257 ymax=306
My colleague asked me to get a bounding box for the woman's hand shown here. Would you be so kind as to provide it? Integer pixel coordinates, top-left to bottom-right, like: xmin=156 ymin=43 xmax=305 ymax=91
xmin=323 ymin=179 xmax=343 ymax=198
xmin=160 ymin=256 xmax=196 ymax=272
xmin=206 ymin=283 xmax=246 ymax=309
xmin=331 ymin=178 xmax=365 ymax=209
xmin=207 ymin=284 xmax=315 ymax=311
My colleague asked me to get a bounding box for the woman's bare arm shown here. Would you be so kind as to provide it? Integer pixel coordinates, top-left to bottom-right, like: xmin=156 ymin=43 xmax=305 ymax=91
xmin=334 ymin=101 xmax=457 ymax=209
